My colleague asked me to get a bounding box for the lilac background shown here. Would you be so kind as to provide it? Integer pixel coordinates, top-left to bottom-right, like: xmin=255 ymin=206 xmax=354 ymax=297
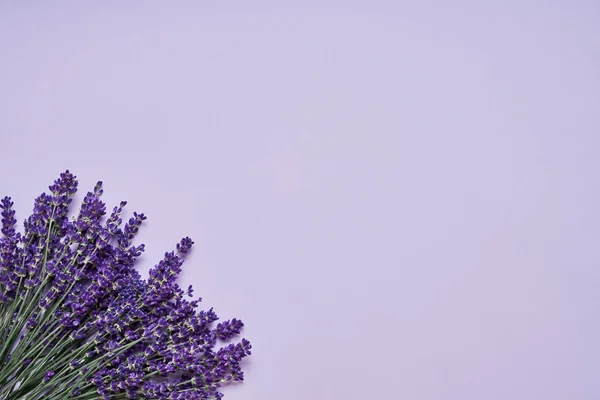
xmin=1 ymin=2 xmax=600 ymax=399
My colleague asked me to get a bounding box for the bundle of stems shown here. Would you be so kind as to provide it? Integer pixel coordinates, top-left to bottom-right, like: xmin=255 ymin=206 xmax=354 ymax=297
xmin=0 ymin=171 xmax=251 ymax=400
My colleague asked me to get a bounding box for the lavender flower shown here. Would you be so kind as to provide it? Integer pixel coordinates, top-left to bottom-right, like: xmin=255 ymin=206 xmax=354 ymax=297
xmin=0 ymin=171 xmax=251 ymax=400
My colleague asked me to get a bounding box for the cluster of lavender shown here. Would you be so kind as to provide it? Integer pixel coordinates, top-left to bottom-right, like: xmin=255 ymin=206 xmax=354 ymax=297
xmin=0 ymin=171 xmax=251 ymax=400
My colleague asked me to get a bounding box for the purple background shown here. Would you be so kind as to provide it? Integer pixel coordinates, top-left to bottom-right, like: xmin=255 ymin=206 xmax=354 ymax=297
xmin=1 ymin=2 xmax=600 ymax=399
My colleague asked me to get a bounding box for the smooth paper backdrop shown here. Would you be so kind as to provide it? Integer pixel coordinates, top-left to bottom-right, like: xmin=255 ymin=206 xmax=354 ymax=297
xmin=1 ymin=2 xmax=599 ymax=399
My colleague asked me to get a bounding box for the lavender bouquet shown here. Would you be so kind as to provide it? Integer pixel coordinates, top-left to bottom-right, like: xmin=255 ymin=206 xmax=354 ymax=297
xmin=0 ymin=171 xmax=251 ymax=400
